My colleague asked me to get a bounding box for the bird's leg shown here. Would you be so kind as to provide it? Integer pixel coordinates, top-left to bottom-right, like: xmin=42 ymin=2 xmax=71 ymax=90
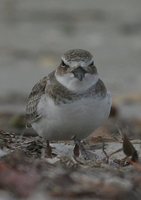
xmin=73 ymin=136 xmax=90 ymax=160
xmin=73 ymin=139 xmax=80 ymax=157
xmin=46 ymin=140 xmax=52 ymax=158
xmin=41 ymin=139 xmax=52 ymax=158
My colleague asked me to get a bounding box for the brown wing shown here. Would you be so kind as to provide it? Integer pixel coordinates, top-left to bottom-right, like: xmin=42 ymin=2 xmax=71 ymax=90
xmin=26 ymin=76 xmax=48 ymax=127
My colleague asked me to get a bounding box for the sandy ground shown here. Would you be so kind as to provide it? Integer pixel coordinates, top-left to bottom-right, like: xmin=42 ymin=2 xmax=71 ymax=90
xmin=0 ymin=123 xmax=140 ymax=200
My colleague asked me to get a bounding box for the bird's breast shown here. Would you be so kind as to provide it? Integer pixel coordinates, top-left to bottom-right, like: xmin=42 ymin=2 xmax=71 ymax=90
xmin=33 ymin=93 xmax=111 ymax=140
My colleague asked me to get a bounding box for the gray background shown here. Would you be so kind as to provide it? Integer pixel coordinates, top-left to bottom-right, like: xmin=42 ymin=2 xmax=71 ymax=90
xmin=0 ymin=0 xmax=141 ymax=99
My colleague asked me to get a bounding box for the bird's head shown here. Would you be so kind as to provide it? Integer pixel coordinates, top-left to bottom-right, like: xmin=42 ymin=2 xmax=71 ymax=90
xmin=55 ymin=49 xmax=99 ymax=92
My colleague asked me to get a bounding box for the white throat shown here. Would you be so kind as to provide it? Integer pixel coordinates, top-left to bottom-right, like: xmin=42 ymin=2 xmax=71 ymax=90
xmin=55 ymin=72 xmax=99 ymax=92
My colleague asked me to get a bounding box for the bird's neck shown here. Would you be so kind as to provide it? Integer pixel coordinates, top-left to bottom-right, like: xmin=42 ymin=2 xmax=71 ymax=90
xmin=55 ymin=72 xmax=99 ymax=93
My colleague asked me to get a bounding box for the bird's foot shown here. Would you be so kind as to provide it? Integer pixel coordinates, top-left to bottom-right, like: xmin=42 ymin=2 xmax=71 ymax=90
xmin=73 ymin=143 xmax=80 ymax=157
xmin=41 ymin=139 xmax=52 ymax=158
xmin=73 ymin=137 xmax=90 ymax=160
xmin=46 ymin=140 xmax=52 ymax=158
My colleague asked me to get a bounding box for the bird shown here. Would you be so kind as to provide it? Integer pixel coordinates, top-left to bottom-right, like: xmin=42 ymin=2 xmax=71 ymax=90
xmin=26 ymin=49 xmax=112 ymax=158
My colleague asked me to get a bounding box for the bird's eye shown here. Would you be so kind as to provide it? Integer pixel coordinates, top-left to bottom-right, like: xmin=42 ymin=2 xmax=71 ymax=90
xmin=89 ymin=61 xmax=94 ymax=66
xmin=61 ymin=60 xmax=69 ymax=68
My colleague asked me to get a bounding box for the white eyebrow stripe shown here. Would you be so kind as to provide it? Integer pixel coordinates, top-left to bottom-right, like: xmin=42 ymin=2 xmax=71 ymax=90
xmin=61 ymin=58 xmax=94 ymax=68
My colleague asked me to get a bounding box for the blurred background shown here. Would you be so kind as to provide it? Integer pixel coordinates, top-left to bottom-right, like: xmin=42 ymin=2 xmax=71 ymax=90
xmin=0 ymin=0 xmax=141 ymax=132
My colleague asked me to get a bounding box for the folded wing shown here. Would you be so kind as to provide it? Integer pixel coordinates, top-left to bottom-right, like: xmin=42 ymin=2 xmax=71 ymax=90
xmin=26 ymin=76 xmax=48 ymax=127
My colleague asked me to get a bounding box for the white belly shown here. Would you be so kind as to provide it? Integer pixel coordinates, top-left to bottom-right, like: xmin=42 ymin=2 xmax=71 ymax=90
xmin=32 ymin=93 xmax=111 ymax=140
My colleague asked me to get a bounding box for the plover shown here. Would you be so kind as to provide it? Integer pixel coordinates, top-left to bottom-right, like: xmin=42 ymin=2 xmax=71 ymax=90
xmin=26 ymin=49 xmax=112 ymax=157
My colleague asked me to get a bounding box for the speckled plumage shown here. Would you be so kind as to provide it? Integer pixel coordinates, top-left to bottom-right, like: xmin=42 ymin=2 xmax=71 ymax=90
xmin=26 ymin=76 xmax=47 ymax=127
xmin=62 ymin=49 xmax=93 ymax=63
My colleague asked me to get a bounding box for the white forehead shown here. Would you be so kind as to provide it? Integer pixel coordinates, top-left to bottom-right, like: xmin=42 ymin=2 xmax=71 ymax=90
xmin=62 ymin=59 xmax=93 ymax=68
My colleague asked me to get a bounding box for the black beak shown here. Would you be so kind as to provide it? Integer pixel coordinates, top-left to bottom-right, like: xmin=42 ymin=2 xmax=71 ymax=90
xmin=72 ymin=67 xmax=86 ymax=81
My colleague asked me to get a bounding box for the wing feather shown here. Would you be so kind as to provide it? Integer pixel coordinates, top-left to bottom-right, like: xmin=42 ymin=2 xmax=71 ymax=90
xmin=26 ymin=76 xmax=47 ymax=127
